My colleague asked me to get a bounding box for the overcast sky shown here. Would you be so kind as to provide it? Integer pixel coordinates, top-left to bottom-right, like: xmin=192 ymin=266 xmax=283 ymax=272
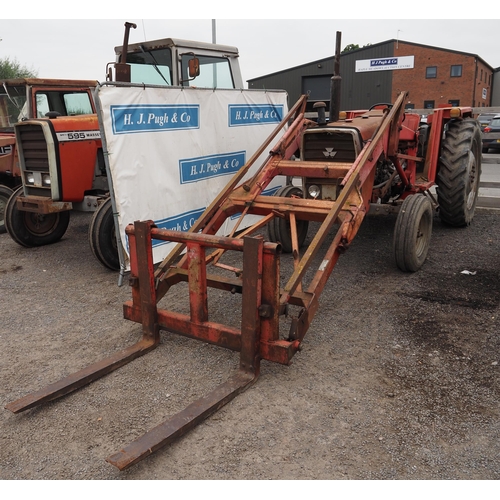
xmin=2 ymin=6 xmax=500 ymax=87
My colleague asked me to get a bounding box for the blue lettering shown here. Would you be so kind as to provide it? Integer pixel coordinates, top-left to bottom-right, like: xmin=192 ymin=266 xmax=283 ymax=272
xmin=111 ymin=104 xmax=199 ymax=135
xmin=228 ymin=104 xmax=284 ymax=127
xmin=179 ymin=151 xmax=246 ymax=184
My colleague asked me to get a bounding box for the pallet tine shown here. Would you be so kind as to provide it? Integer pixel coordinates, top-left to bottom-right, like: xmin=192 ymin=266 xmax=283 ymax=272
xmin=107 ymin=235 xmax=264 ymax=470
xmin=5 ymin=339 xmax=158 ymax=414
xmin=5 ymin=221 xmax=161 ymax=415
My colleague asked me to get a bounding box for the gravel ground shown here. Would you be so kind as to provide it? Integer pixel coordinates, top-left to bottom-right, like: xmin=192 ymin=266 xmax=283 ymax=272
xmin=0 ymin=204 xmax=499 ymax=481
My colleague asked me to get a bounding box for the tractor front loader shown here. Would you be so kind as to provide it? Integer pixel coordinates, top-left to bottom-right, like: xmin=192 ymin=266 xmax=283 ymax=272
xmin=5 ymin=83 xmax=482 ymax=469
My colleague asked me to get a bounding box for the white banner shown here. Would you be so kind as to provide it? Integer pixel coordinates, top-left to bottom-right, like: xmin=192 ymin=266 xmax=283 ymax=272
xmin=96 ymin=85 xmax=288 ymax=268
xmin=355 ymin=55 xmax=414 ymax=72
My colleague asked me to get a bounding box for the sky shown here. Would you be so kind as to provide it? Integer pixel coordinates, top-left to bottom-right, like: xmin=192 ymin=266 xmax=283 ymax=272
xmin=1 ymin=5 xmax=500 ymax=87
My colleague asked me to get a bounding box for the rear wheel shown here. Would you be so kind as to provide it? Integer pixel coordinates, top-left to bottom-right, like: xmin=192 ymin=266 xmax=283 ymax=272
xmin=5 ymin=186 xmax=70 ymax=246
xmin=393 ymin=194 xmax=433 ymax=272
xmin=267 ymin=185 xmax=309 ymax=253
xmin=437 ymin=118 xmax=481 ymax=226
xmin=0 ymin=185 xmax=14 ymax=234
xmin=89 ymin=197 xmax=120 ymax=271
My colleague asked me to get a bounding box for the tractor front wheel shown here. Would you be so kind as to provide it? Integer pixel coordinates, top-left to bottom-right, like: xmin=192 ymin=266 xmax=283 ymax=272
xmin=437 ymin=118 xmax=481 ymax=226
xmin=89 ymin=197 xmax=120 ymax=271
xmin=0 ymin=185 xmax=14 ymax=234
xmin=393 ymin=194 xmax=434 ymax=272
xmin=267 ymin=185 xmax=309 ymax=253
xmin=5 ymin=186 xmax=70 ymax=247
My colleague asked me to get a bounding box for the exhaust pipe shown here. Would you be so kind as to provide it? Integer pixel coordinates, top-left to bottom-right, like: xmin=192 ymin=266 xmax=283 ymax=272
xmin=115 ymin=22 xmax=137 ymax=82
xmin=329 ymin=31 xmax=342 ymax=122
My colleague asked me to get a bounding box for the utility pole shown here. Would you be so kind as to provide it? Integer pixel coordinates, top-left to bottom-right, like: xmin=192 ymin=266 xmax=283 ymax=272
xmin=212 ymin=20 xmax=217 ymax=87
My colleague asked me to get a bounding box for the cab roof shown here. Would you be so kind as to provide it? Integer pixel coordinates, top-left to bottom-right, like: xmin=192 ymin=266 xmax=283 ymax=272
xmin=0 ymin=78 xmax=99 ymax=88
xmin=115 ymin=37 xmax=239 ymax=57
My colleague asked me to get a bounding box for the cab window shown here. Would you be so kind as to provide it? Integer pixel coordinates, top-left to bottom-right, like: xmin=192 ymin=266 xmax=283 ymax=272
xmin=64 ymin=93 xmax=94 ymax=115
xmin=126 ymin=48 xmax=173 ymax=85
xmin=0 ymin=85 xmax=28 ymax=128
xmin=35 ymin=91 xmax=94 ymax=117
xmin=181 ymin=54 xmax=234 ymax=89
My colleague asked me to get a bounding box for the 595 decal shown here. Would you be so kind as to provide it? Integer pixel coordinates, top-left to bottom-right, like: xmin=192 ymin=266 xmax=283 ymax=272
xmin=56 ymin=130 xmax=101 ymax=142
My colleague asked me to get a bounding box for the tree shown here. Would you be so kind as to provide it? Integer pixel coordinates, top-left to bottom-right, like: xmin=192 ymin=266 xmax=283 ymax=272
xmin=0 ymin=57 xmax=38 ymax=80
xmin=341 ymin=43 xmax=372 ymax=54
xmin=342 ymin=44 xmax=360 ymax=53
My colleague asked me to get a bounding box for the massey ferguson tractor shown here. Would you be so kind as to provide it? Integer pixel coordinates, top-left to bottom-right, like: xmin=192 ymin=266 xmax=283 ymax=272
xmin=5 ymin=32 xmax=482 ymax=469
xmin=0 ymin=78 xmax=99 ymax=234
xmin=4 ymin=22 xmax=244 ymax=270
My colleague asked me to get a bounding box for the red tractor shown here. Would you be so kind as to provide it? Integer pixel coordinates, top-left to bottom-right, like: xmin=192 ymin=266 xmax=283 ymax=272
xmin=0 ymin=78 xmax=99 ymax=234
xmin=6 ymin=87 xmax=482 ymax=469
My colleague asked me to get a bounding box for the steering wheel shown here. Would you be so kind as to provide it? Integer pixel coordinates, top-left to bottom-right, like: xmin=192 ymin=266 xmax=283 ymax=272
xmin=45 ymin=111 xmax=62 ymax=118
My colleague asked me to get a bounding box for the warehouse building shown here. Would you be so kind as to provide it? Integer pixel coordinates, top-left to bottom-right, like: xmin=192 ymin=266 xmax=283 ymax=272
xmin=248 ymin=39 xmax=497 ymax=112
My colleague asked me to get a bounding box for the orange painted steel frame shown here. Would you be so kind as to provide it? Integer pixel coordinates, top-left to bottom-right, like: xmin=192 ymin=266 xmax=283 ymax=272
xmin=7 ymin=90 xmax=441 ymax=470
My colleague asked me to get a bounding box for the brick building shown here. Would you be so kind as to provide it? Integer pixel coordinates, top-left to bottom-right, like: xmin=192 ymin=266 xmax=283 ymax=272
xmin=247 ymin=39 xmax=496 ymax=112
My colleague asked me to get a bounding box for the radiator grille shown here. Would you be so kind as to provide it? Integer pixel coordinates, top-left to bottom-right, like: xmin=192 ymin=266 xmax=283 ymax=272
xmin=18 ymin=124 xmax=49 ymax=172
xmin=303 ymin=131 xmax=357 ymax=162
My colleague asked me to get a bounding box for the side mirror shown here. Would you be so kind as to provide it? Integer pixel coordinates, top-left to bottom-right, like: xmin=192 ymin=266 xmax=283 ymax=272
xmin=188 ymin=57 xmax=200 ymax=78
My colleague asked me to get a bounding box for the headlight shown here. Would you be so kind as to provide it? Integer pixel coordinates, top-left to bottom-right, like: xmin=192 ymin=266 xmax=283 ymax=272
xmin=26 ymin=172 xmax=35 ymax=184
xmin=42 ymin=174 xmax=51 ymax=186
xmin=308 ymin=184 xmax=321 ymax=199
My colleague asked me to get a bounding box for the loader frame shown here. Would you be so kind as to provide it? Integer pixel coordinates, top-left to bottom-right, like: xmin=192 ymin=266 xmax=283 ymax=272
xmin=6 ymin=90 xmax=454 ymax=469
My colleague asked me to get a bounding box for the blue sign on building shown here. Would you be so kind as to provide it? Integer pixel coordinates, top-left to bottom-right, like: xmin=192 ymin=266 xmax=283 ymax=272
xmin=370 ymin=58 xmax=398 ymax=67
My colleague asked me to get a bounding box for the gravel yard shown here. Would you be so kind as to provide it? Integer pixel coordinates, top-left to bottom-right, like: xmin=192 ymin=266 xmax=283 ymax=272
xmin=1 ymin=206 xmax=499 ymax=481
